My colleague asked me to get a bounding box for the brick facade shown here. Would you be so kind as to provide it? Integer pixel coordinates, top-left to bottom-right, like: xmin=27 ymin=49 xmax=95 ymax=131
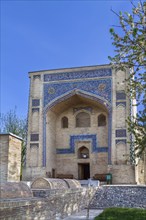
xmin=0 ymin=133 xmax=22 ymax=182
xmin=23 ymin=64 xmax=138 ymax=184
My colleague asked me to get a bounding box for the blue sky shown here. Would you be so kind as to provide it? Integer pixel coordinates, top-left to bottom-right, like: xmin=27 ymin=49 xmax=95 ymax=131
xmin=1 ymin=0 xmax=138 ymax=118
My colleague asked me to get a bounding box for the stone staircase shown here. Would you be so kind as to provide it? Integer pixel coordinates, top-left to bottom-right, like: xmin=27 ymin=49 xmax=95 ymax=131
xmin=89 ymin=185 xmax=146 ymax=209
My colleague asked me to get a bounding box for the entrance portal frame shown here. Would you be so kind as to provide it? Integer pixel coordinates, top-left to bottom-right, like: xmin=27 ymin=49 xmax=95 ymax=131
xmin=43 ymin=90 xmax=112 ymax=167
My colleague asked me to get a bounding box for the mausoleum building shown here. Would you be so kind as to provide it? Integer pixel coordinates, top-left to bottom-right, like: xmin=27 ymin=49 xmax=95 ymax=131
xmin=0 ymin=133 xmax=22 ymax=182
xmin=23 ymin=64 xmax=136 ymax=184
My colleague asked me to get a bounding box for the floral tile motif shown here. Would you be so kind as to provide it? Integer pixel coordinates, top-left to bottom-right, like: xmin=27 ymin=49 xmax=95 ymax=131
xmin=44 ymin=79 xmax=112 ymax=107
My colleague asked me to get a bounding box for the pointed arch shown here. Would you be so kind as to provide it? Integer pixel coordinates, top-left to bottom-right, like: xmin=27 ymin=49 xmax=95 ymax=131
xmin=44 ymin=89 xmax=112 ymax=114
xmin=98 ymin=114 xmax=106 ymax=127
xmin=76 ymin=112 xmax=90 ymax=127
xmin=42 ymin=89 xmax=112 ymax=167
xmin=78 ymin=146 xmax=89 ymax=159
xmin=61 ymin=116 xmax=68 ymax=128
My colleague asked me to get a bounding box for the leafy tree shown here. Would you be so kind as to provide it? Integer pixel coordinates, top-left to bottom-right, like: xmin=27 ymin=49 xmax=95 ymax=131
xmin=1 ymin=108 xmax=27 ymax=168
xmin=109 ymin=1 xmax=146 ymax=157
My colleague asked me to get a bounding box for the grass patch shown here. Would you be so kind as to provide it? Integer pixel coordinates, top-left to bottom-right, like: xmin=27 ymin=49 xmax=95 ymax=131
xmin=94 ymin=207 xmax=146 ymax=220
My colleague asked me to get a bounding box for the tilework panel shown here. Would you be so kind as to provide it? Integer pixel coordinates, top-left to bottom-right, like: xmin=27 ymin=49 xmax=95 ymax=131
xmin=44 ymin=79 xmax=112 ymax=107
xmin=43 ymin=116 xmax=47 ymax=166
xmin=30 ymin=143 xmax=39 ymax=148
xmin=116 ymin=102 xmax=126 ymax=107
xmin=32 ymin=108 xmax=39 ymax=113
xmin=30 ymin=134 xmax=39 ymax=141
xmin=42 ymin=68 xmax=112 ymax=167
xmin=32 ymin=99 xmax=40 ymax=107
xmin=97 ymin=147 xmax=108 ymax=153
xmin=33 ymin=75 xmax=40 ymax=80
xmin=116 ymin=139 xmax=127 ymax=144
xmin=56 ymin=134 xmax=108 ymax=154
xmin=44 ymin=68 xmax=112 ymax=82
xmin=45 ymin=90 xmax=112 ymax=113
xmin=108 ymin=113 xmax=112 ymax=165
xmin=116 ymin=92 xmax=126 ymax=100
xmin=116 ymin=129 xmax=127 ymax=137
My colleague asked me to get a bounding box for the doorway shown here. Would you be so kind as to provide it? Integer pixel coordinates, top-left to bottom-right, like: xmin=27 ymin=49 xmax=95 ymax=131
xmin=78 ymin=163 xmax=90 ymax=180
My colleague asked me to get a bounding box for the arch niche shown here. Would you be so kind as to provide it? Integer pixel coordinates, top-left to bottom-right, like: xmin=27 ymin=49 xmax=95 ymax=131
xmin=43 ymin=90 xmax=111 ymax=179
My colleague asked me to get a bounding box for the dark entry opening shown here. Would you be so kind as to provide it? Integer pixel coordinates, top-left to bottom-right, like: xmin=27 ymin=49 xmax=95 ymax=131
xmin=78 ymin=163 xmax=90 ymax=180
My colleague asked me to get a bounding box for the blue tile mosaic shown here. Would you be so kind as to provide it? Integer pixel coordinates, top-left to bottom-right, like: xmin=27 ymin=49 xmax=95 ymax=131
xmin=56 ymin=134 xmax=108 ymax=154
xmin=32 ymin=108 xmax=39 ymax=113
xmin=32 ymin=99 xmax=40 ymax=107
xmin=116 ymin=102 xmax=126 ymax=107
xmin=97 ymin=147 xmax=108 ymax=153
xmin=44 ymin=79 xmax=112 ymax=107
xmin=30 ymin=134 xmax=39 ymax=141
xmin=43 ymin=116 xmax=46 ymax=166
xmin=33 ymin=75 xmax=40 ymax=80
xmin=116 ymin=129 xmax=127 ymax=137
xmin=116 ymin=139 xmax=127 ymax=145
xmin=116 ymin=92 xmax=126 ymax=100
xmin=45 ymin=89 xmax=112 ymax=113
xmin=44 ymin=68 xmax=112 ymax=82
xmin=42 ymin=68 xmax=113 ymax=167
xmin=30 ymin=143 xmax=39 ymax=148
xmin=108 ymin=112 xmax=112 ymax=165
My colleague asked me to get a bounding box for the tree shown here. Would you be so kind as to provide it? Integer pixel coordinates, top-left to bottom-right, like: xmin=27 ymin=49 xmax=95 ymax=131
xmin=109 ymin=1 xmax=146 ymax=157
xmin=1 ymin=108 xmax=27 ymax=167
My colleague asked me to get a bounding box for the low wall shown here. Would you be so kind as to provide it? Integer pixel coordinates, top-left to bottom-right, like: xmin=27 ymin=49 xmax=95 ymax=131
xmin=89 ymin=185 xmax=146 ymax=209
xmin=0 ymin=187 xmax=96 ymax=220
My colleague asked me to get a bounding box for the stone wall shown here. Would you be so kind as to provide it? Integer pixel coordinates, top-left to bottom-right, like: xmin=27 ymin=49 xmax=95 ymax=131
xmin=108 ymin=164 xmax=135 ymax=184
xmin=1 ymin=183 xmax=146 ymax=220
xmin=89 ymin=185 xmax=146 ymax=209
xmin=0 ymin=185 xmax=96 ymax=220
xmin=1 ymin=182 xmax=33 ymax=199
xmin=0 ymin=133 xmax=22 ymax=182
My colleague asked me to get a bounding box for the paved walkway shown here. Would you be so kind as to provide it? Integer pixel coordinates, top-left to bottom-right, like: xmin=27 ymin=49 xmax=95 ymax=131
xmin=63 ymin=209 xmax=103 ymax=220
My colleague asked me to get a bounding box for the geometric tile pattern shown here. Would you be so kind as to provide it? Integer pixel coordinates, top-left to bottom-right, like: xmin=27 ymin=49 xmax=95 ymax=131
xmin=30 ymin=134 xmax=39 ymax=141
xmin=42 ymin=68 xmax=113 ymax=167
xmin=116 ymin=92 xmax=126 ymax=100
xmin=33 ymin=75 xmax=41 ymax=80
xmin=56 ymin=134 xmax=108 ymax=154
xmin=116 ymin=139 xmax=127 ymax=144
xmin=32 ymin=99 xmax=40 ymax=107
xmin=32 ymin=108 xmax=39 ymax=113
xmin=30 ymin=143 xmax=39 ymax=148
xmin=116 ymin=129 xmax=127 ymax=137
xmin=116 ymin=101 xmax=126 ymax=107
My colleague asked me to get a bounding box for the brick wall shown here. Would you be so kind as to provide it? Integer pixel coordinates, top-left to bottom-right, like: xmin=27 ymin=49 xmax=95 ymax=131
xmin=0 ymin=134 xmax=22 ymax=182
